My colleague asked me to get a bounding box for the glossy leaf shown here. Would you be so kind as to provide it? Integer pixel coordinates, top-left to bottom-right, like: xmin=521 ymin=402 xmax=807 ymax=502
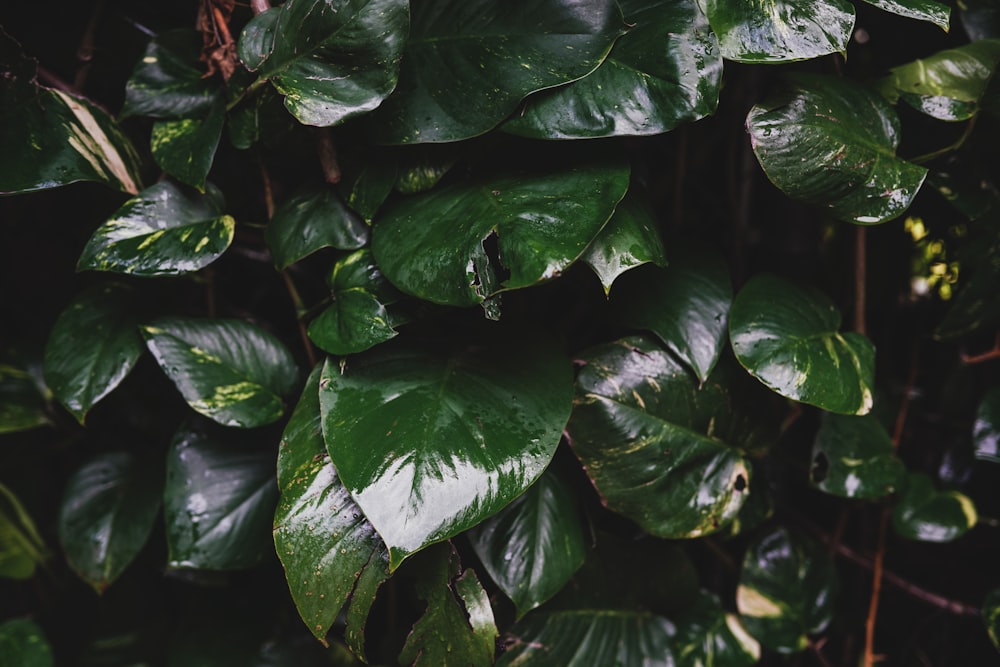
xmin=151 ymin=97 xmax=225 ymax=191
xmin=469 ymin=470 xmax=585 ymax=618
xmin=274 ymin=367 xmax=389 ymax=647
xmin=701 ymin=0 xmax=854 ymax=63
xmin=399 ymin=543 xmax=497 ymax=667
xmin=142 ymin=317 xmax=298 ymax=428
xmin=612 ymin=245 xmax=731 ymax=383
xmin=0 ymin=619 xmax=53 ymax=667
xmin=43 ymin=284 xmax=143 ymax=423
xmin=372 ymin=162 xmax=630 ymax=308
xmin=57 ymin=452 xmax=162 ymax=593
xmin=985 ymin=588 xmax=1000 ymax=652
xmin=736 ymin=527 xmax=838 ymax=653
xmin=372 ymin=0 xmax=624 ymax=143
xmin=567 ymin=336 xmax=752 ymax=539
xmin=581 ymin=194 xmax=667 ymax=295
xmin=729 ymin=273 xmax=875 ymax=415
xmin=0 ymin=484 xmax=47 ymax=580
xmin=859 ymin=0 xmax=950 ymax=30
xmin=810 ymin=413 xmax=905 ymax=499
xmin=0 ymin=359 xmax=50 ymax=434
xmin=892 ymin=472 xmax=977 ymax=542
xmin=319 ymin=335 xmax=573 ymax=569
xmin=671 ymin=592 xmax=760 ymax=667
xmin=747 ymin=74 xmax=927 ymax=224
xmin=78 ymin=182 xmax=235 ymax=276
xmin=237 ymin=0 xmax=408 ymax=126
xmin=266 ymin=185 xmax=369 ymax=270
xmin=339 ymin=154 xmax=398 ymax=224
xmin=974 ymin=387 xmax=1000 ymax=463
xmin=165 ymin=426 xmax=278 ymax=570
xmin=505 ymin=0 xmax=722 ymax=138
xmin=121 ymin=29 xmax=220 ymax=119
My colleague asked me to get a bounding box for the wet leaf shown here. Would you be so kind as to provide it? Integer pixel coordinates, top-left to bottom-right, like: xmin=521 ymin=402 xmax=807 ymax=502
xmin=581 ymin=194 xmax=667 ymax=295
xmin=0 ymin=618 xmax=53 ymax=667
xmin=122 ymin=29 xmax=220 ymax=119
xmin=810 ymin=413 xmax=906 ymax=499
xmin=338 ymin=154 xmax=398 ymax=224
xmin=892 ymin=472 xmax=977 ymax=542
xmin=0 ymin=358 xmax=50 ymax=434
xmin=151 ymin=97 xmax=225 ymax=191
xmin=671 ymin=591 xmax=760 ymax=667
xmin=266 ymin=185 xmax=369 ymax=270
xmin=859 ymin=0 xmax=950 ymax=30
xmin=974 ymin=387 xmax=1000 ymax=463
xmin=0 ymin=484 xmax=47 ymax=580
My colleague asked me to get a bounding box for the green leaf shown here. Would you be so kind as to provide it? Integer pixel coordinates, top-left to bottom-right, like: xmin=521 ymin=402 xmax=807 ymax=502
xmin=237 ymin=0 xmax=408 ymax=127
xmin=0 ymin=359 xmax=50 ymax=434
xmin=57 ymin=452 xmax=162 ymax=593
xmin=151 ymin=97 xmax=225 ymax=191
xmin=611 ymin=245 xmax=731 ymax=383
xmin=747 ymin=73 xmax=927 ymax=224
xmin=671 ymin=592 xmax=761 ymax=667
xmin=78 ymin=182 xmax=235 ymax=276
xmin=338 ymin=153 xmax=398 ymax=224
xmin=0 ymin=619 xmax=53 ymax=667
xmin=581 ymin=194 xmax=667 ymax=295
xmin=700 ymin=0 xmax=854 ymax=63
xmin=892 ymin=472 xmax=977 ymax=542
xmin=859 ymin=0 xmax=950 ymax=30
xmin=372 ymin=162 xmax=630 ymax=308
xmin=122 ymin=29 xmax=220 ymax=119
xmin=165 ymin=425 xmax=278 ymax=570
xmin=985 ymin=588 xmax=1000 ymax=653
xmin=274 ymin=367 xmax=389 ymax=647
xmin=736 ymin=527 xmax=838 ymax=653
xmin=810 ymin=413 xmax=906 ymax=499
xmin=0 ymin=484 xmax=47 ymax=580
xmin=497 ymin=610 xmax=676 ymax=666
xmin=504 ymin=0 xmax=722 ymax=138
xmin=266 ymin=185 xmax=369 ymax=270
xmin=371 ymin=0 xmax=625 ymax=143
xmin=567 ymin=336 xmax=752 ymax=538
xmin=142 ymin=317 xmax=299 ymax=428
xmin=398 ymin=543 xmax=497 ymax=667
xmin=43 ymin=284 xmax=143 ymax=423
xmin=319 ymin=334 xmax=573 ymax=570
xmin=468 ymin=470 xmax=585 ymax=618
xmin=974 ymin=387 xmax=1000 ymax=463
xmin=729 ymin=273 xmax=875 ymax=415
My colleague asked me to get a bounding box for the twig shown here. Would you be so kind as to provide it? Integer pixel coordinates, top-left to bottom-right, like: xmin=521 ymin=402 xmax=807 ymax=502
xmin=854 ymin=226 xmax=867 ymax=336
xmin=863 ymin=508 xmax=890 ymax=667
xmin=911 ymin=118 xmax=977 ymax=165
xmin=36 ymin=66 xmax=77 ymax=94
xmin=961 ymin=333 xmax=1000 ymax=364
xmin=74 ymin=0 xmax=106 ymax=91
xmin=809 ymin=637 xmax=836 ymax=667
xmin=316 ymin=128 xmax=341 ymax=184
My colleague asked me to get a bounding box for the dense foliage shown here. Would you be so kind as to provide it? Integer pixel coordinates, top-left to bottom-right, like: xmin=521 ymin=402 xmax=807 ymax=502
xmin=2 ymin=0 xmax=1000 ymax=665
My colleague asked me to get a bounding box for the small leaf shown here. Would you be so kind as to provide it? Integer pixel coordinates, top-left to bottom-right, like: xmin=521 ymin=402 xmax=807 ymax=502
xmin=670 ymin=591 xmax=760 ymax=667
xmin=581 ymin=194 xmax=667 ymax=295
xmin=859 ymin=0 xmax=950 ymax=30
xmin=78 ymin=182 xmax=235 ymax=276
xmin=984 ymin=588 xmax=1000 ymax=653
xmin=810 ymin=413 xmax=906 ymax=499
xmin=142 ymin=317 xmax=298 ymax=428
xmin=892 ymin=472 xmax=977 ymax=542
xmin=0 ymin=484 xmax=47 ymax=580
xmin=339 ymin=153 xmax=398 ymax=224
xmin=729 ymin=274 xmax=875 ymax=415
xmin=974 ymin=387 xmax=1000 ymax=463
xmin=0 ymin=618 xmax=54 ymax=667
xmin=266 ymin=185 xmax=369 ymax=270
xmin=58 ymin=452 xmax=162 ymax=593
xmin=151 ymin=97 xmax=226 ymax=191
xmin=122 ymin=29 xmax=220 ymax=119
xmin=0 ymin=358 xmax=50 ymax=434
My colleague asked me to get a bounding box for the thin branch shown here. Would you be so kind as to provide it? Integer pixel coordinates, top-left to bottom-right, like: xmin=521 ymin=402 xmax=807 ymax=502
xmin=35 ymin=66 xmax=77 ymax=94
xmin=316 ymin=128 xmax=341 ymax=184
xmin=961 ymin=333 xmax=1000 ymax=364
xmin=74 ymin=0 xmax=107 ymax=91
xmin=911 ymin=118 xmax=977 ymax=165
xmin=854 ymin=226 xmax=867 ymax=336
xmin=863 ymin=508 xmax=890 ymax=667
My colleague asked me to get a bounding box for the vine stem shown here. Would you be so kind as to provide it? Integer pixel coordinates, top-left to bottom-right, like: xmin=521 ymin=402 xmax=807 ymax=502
xmin=74 ymin=0 xmax=106 ymax=91
xmin=961 ymin=333 xmax=1000 ymax=364
xmin=911 ymin=117 xmax=977 ymax=165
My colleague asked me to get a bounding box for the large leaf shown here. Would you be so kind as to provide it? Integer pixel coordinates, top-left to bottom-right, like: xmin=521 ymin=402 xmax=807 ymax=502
xmin=747 ymin=73 xmax=927 ymax=224
xmin=567 ymin=336 xmax=752 ymax=539
xmin=164 ymin=426 xmax=278 ymax=570
xmin=729 ymin=273 xmax=875 ymax=415
xmin=0 ymin=619 xmax=53 ymax=667
xmin=700 ymin=0 xmax=854 ymax=63
xmin=121 ymin=29 xmax=220 ymax=119
xmin=0 ymin=484 xmax=47 ymax=580
xmin=580 ymin=194 xmax=667 ymax=295
xmin=142 ymin=317 xmax=298 ymax=428
xmin=810 ymin=413 xmax=906 ymax=499
xmin=736 ymin=527 xmax=838 ymax=653
xmin=43 ymin=284 xmax=143 ymax=423
xmin=0 ymin=358 xmax=50 ymax=434
xmin=274 ymin=367 xmax=389 ymax=647
xmin=372 ymin=0 xmax=624 ymax=143
xmin=236 ymin=0 xmax=408 ymax=126
xmin=859 ymin=0 xmax=950 ymax=30
xmin=974 ymin=387 xmax=1000 ymax=463
xmin=151 ymin=98 xmax=225 ymax=191
xmin=671 ymin=592 xmax=761 ymax=667
xmin=891 ymin=472 xmax=977 ymax=542
xmin=319 ymin=335 xmax=573 ymax=569
xmin=57 ymin=452 xmax=162 ymax=593
xmin=78 ymin=182 xmax=235 ymax=276
xmin=372 ymin=162 xmax=630 ymax=308
xmin=504 ymin=0 xmax=721 ymax=138
xmin=266 ymin=185 xmax=369 ymax=270
xmin=468 ymin=470 xmax=585 ymax=618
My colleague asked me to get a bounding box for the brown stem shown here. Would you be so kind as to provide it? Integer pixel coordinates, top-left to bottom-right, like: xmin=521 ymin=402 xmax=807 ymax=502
xmin=863 ymin=508 xmax=890 ymax=667
xmin=36 ymin=66 xmax=77 ymax=94
xmin=250 ymin=0 xmax=272 ymax=15
xmin=74 ymin=0 xmax=106 ymax=91
xmin=211 ymin=4 xmax=235 ymax=48
xmin=961 ymin=333 xmax=1000 ymax=364
xmin=854 ymin=226 xmax=867 ymax=336
xmin=316 ymin=129 xmax=341 ymax=184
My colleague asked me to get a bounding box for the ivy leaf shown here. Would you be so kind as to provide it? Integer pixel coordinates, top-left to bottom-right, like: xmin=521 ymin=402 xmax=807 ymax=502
xmin=236 ymin=0 xmax=408 ymax=127
xmin=859 ymin=0 xmax=950 ymax=30
xmin=151 ymin=97 xmax=225 ymax=191
xmin=567 ymin=336 xmax=752 ymax=539
xmin=468 ymin=470 xmax=586 ymax=618
xmin=121 ymin=29 xmax=219 ymax=119
xmin=810 ymin=413 xmax=906 ymax=499
xmin=700 ymin=0 xmax=854 ymax=63
xmin=0 ymin=357 xmax=51 ymax=434
xmin=0 ymin=619 xmax=53 ymax=667
xmin=581 ymin=194 xmax=667 ymax=295
xmin=892 ymin=472 xmax=978 ymax=542
xmin=736 ymin=527 xmax=838 ymax=653
xmin=164 ymin=426 xmax=278 ymax=570
xmin=372 ymin=0 xmax=625 ymax=143
xmin=729 ymin=273 xmax=875 ymax=415
xmin=671 ymin=592 xmax=761 ymax=667
xmin=974 ymin=387 xmax=1000 ymax=463
xmin=142 ymin=317 xmax=299 ymax=428
xmin=274 ymin=367 xmax=389 ymax=648
xmin=78 ymin=182 xmax=235 ymax=276
xmin=266 ymin=185 xmax=369 ymax=270
xmin=319 ymin=334 xmax=573 ymax=570
xmin=504 ymin=0 xmax=722 ymax=138
xmin=0 ymin=484 xmax=47 ymax=580
xmin=747 ymin=73 xmax=927 ymax=224
xmin=57 ymin=452 xmax=162 ymax=593
xmin=985 ymin=588 xmax=1000 ymax=653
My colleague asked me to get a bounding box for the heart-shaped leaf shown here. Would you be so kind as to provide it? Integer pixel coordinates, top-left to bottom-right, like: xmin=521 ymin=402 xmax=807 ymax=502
xmin=505 ymin=0 xmax=722 ymax=138
xmin=581 ymin=194 xmax=667 ymax=295
xmin=974 ymin=387 xmax=1000 ymax=463
xmin=810 ymin=413 xmax=906 ymax=499
xmin=320 ymin=335 xmax=573 ymax=569
xmin=237 ymin=0 xmax=408 ymax=126
xmin=151 ymin=97 xmax=225 ymax=191
xmin=372 ymin=162 xmax=630 ymax=308
xmin=78 ymin=182 xmax=235 ymax=276
xmin=165 ymin=425 xmax=278 ymax=570
xmin=57 ymin=452 xmax=162 ymax=593
xmin=567 ymin=336 xmax=752 ymax=538
xmin=860 ymin=0 xmax=950 ymax=30
xmin=670 ymin=592 xmax=761 ymax=667
xmin=747 ymin=73 xmax=927 ymax=224
xmin=468 ymin=470 xmax=585 ymax=618
xmin=339 ymin=153 xmax=398 ymax=224
xmin=371 ymin=0 xmax=624 ymax=143
xmin=892 ymin=472 xmax=978 ymax=542
xmin=985 ymin=588 xmax=1000 ymax=652
xmin=122 ymin=29 xmax=220 ymax=119
xmin=700 ymin=0 xmax=854 ymax=63
xmin=266 ymin=185 xmax=369 ymax=270
xmin=0 ymin=484 xmax=47 ymax=580
xmin=0 ymin=619 xmax=53 ymax=667
xmin=736 ymin=527 xmax=838 ymax=653
xmin=274 ymin=367 xmax=389 ymax=647
xmin=729 ymin=273 xmax=875 ymax=415
xmin=0 ymin=357 xmax=51 ymax=434
xmin=142 ymin=317 xmax=298 ymax=428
